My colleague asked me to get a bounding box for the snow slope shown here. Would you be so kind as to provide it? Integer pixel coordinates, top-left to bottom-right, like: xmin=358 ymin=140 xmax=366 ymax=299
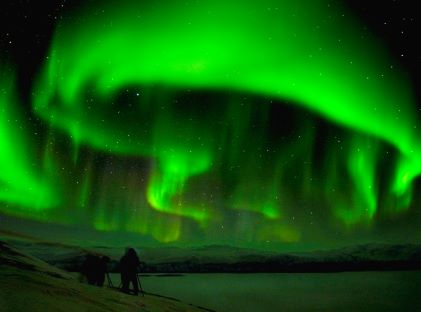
xmin=0 ymin=241 xmax=212 ymax=312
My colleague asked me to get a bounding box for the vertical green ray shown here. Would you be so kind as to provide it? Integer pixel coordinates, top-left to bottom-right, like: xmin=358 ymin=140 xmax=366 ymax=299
xmin=32 ymin=0 xmax=419 ymax=210
xmin=0 ymin=67 xmax=59 ymax=214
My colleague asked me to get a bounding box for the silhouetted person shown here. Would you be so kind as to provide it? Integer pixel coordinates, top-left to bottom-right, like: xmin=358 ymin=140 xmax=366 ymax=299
xmin=95 ymin=255 xmax=109 ymax=287
xmin=120 ymin=248 xmax=140 ymax=295
xmin=81 ymin=254 xmax=97 ymax=285
xmin=81 ymin=254 xmax=109 ymax=287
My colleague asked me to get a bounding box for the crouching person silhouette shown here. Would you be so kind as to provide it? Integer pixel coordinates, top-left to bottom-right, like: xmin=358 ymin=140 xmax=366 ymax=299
xmin=81 ymin=254 xmax=110 ymax=287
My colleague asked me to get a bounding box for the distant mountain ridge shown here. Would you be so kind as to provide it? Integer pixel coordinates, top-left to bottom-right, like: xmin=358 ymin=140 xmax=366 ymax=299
xmin=2 ymin=233 xmax=421 ymax=273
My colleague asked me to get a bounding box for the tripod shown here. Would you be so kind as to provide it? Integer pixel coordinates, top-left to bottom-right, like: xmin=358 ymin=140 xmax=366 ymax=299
xmin=136 ymin=273 xmax=145 ymax=297
xmin=117 ymin=273 xmax=145 ymax=296
xmin=106 ymin=272 xmax=114 ymax=288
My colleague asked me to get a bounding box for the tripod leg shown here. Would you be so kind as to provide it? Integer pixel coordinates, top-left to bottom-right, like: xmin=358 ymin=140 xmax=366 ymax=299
xmin=136 ymin=274 xmax=144 ymax=297
xmin=106 ymin=273 xmax=113 ymax=288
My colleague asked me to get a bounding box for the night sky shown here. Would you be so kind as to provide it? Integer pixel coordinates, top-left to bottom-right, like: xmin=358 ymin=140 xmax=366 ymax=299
xmin=1 ymin=0 xmax=421 ymax=250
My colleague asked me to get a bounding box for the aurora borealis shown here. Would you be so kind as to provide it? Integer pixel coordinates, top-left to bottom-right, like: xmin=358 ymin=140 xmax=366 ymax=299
xmin=1 ymin=0 xmax=421 ymax=248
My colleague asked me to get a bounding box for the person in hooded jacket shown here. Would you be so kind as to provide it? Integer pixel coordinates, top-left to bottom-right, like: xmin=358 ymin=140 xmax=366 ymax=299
xmin=120 ymin=248 xmax=140 ymax=295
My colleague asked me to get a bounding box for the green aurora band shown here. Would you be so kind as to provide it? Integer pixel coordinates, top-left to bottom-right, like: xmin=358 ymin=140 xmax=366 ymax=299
xmin=1 ymin=0 xmax=420 ymax=243
xmin=0 ymin=68 xmax=59 ymax=215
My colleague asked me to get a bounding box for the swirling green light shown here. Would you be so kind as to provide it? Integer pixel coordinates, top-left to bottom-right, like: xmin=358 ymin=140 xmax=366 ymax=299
xmin=0 ymin=68 xmax=59 ymax=215
xmin=13 ymin=0 xmax=419 ymax=241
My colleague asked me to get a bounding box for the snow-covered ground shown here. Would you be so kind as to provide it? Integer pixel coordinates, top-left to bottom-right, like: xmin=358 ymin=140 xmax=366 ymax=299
xmin=0 ymin=241 xmax=212 ymax=312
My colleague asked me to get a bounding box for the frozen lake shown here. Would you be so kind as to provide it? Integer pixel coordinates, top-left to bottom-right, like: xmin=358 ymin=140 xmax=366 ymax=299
xmin=110 ymin=271 xmax=421 ymax=311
